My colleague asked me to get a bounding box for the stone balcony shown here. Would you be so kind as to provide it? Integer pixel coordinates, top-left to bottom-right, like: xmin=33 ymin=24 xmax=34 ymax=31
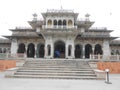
xmin=42 ymin=25 xmax=77 ymax=30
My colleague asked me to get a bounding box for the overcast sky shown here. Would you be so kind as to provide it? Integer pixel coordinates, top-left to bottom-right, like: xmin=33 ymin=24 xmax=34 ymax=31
xmin=0 ymin=0 xmax=120 ymax=39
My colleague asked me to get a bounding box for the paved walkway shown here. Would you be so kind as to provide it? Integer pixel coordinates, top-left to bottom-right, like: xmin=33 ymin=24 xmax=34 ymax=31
xmin=0 ymin=71 xmax=120 ymax=90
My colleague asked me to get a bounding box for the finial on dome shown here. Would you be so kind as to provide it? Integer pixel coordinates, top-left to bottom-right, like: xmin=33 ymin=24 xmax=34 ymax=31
xmin=85 ymin=13 xmax=90 ymax=21
xmin=85 ymin=13 xmax=90 ymax=17
xmin=32 ymin=13 xmax=37 ymax=21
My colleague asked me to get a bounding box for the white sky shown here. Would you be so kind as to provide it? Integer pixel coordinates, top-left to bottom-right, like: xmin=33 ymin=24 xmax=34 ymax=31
xmin=0 ymin=0 xmax=120 ymax=39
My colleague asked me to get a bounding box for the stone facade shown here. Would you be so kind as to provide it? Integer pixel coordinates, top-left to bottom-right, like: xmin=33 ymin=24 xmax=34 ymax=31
xmin=0 ymin=9 xmax=120 ymax=59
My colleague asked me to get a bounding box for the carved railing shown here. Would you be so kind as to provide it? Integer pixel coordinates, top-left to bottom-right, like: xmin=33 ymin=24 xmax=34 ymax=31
xmin=0 ymin=53 xmax=120 ymax=61
xmin=0 ymin=53 xmax=26 ymax=60
xmin=15 ymin=27 xmax=32 ymax=29
xmin=90 ymin=54 xmax=120 ymax=61
xmin=42 ymin=25 xmax=77 ymax=30
xmin=89 ymin=27 xmax=107 ymax=30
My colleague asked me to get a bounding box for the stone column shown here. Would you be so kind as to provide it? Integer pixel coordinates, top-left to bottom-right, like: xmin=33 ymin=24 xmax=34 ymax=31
xmin=44 ymin=44 xmax=47 ymax=58
xmin=51 ymin=43 xmax=54 ymax=58
xmin=82 ymin=44 xmax=85 ymax=59
xmin=25 ymin=46 xmax=27 ymax=58
xmin=92 ymin=45 xmax=95 ymax=59
xmin=34 ymin=45 xmax=37 ymax=58
xmin=103 ymin=40 xmax=110 ymax=60
xmin=65 ymin=43 xmax=68 ymax=58
xmin=44 ymin=36 xmax=53 ymax=59
xmin=71 ymin=42 xmax=75 ymax=59
xmin=11 ymin=39 xmax=18 ymax=54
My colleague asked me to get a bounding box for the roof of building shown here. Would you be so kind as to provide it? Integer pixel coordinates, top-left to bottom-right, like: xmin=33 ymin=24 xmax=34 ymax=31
xmin=110 ymin=40 xmax=120 ymax=46
xmin=0 ymin=38 xmax=11 ymax=44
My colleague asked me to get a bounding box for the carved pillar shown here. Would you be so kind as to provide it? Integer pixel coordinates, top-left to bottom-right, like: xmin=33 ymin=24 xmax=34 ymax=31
xmin=44 ymin=44 xmax=47 ymax=58
xmin=71 ymin=42 xmax=75 ymax=58
xmin=103 ymin=40 xmax=110 ymax=60
xmin=92 ymin=45 xmax=95 ymax=59
xmin=82 ymin=44 xmax=85 ymax=59
xmin=65 ymin=44 xmax=68 ymax=58
xmin=11 ymin=39 xmax=18 ymax=54
xmin=34 ymin=45 xmax=37 ymax=58
xmin=51 ymin=43 xmax=54 ymax=58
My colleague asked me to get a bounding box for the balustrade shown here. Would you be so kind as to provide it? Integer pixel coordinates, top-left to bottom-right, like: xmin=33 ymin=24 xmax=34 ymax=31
xmin=42 ymin=25 xmax=77 ymax=29
xmin=0 ymin=53 xmax=120 ymax=61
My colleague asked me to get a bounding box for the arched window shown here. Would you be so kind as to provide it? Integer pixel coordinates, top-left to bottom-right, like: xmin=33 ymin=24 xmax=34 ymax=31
xmin=54 ymin=20 xmax=57 ymax=25
xmin=47 ymin=19 xmax=52 ymax=26
xmin=68 ymin=20 xmax=72 ymax=26
xmin=58 ymin=20 xmax=62 ymax=25
xmin=63 ymin=20 xmax=66 ymax=26
xmin=47 ymin=45 xmax=51 ymax=56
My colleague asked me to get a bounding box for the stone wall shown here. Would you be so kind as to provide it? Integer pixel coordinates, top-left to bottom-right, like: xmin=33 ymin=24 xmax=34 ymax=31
xmin=0 ymin=60 xmax=16 ymax=71
xmin=97 ymin=62 xmax=120 ymax=73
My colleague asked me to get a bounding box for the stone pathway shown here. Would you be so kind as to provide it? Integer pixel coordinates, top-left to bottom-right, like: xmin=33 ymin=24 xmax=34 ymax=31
xmin=0 ymin=71 xmax=120 ymax=90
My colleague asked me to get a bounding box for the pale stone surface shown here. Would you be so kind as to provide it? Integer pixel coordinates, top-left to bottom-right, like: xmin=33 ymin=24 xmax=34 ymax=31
xmin=0 ymin=71 xmax=120 ymax=90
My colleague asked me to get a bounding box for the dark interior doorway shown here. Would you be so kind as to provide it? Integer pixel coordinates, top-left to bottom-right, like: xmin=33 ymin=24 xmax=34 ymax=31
xmin=85 ymin=44 xmax=92 ymax=58
xmin=54 ymin=41 xmax=65 ymax=58
xmin=27 ymin=43 xmax=35 ymax=58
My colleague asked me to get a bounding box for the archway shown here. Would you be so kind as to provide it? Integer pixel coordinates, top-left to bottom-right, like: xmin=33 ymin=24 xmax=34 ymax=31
xmin=94 ymin=44 xmax=103 ymax=55
xmin=58 ymin=20 xmax=62 ymax=25
xmin=68 ymin=20 xmax=72 ymax=26
xmin=47 ymin=19 xmax=52 ymax=26
xmin=85 ymin=44 xmax=92 ymax=58
xmin=63 ymin=20 xmax=66 ymax=26
xmin=36 ymin=43 xmax=44 ymax=58
xmin=17 ymin=43 xmax=26 ymax=53
xmin=54 ymin=41 xmax=65 ymax=58
xmin=27 ymin=43 xmax=35 ymax=58
xmin=54 ymin=20 xmax=57 ymax=25
xmin=75 ymin=44 xmax=82 ymax=58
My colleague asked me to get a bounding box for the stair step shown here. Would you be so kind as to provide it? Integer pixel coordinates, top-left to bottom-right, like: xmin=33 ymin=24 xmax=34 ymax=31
xmin=19 ymin=68 xmax=92 ymax=71
xmin=10 ymin=60 xmax=97 ymax=80
xmin=22 ymin=66 xmax=90 ymax=69
xmin=17 ymin=70 xmax=94 ymax=73
xmin=12 ymin=74 xmax=98 ymax=80
xmin=14 ymin=72 xmax=96 ymax=76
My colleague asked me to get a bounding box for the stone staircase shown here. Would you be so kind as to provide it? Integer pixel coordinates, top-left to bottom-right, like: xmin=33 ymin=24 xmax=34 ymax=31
xmin=12 ymin=59 xmax=98 ymax=79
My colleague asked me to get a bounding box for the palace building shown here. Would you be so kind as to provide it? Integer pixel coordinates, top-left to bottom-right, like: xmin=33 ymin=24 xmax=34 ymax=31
xmin=1 ymin=9 xmax=120 ymax=59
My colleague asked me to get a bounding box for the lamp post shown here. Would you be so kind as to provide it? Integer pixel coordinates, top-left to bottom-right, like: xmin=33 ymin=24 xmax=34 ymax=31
xmin=105 ymin=69 xmax=112 ymax=84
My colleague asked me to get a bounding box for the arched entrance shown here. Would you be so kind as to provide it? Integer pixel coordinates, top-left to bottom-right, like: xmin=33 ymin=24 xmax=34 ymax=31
xmin=27 ymin=43 xmax=35 ymax=58
xmin=17 ymin=43 xmax=26 ymax=53
xmin=36 ymin=43 xmax=44 ymax=58
xmin=75 ymin=44 xmax=82 ymax=58
xmin=54 ymin=20 xmax=57 ymax=25
xmin=85 ymin=44 xmax=92 ymax=58
xmin=54 ymin=41 xmax=65 ymax=58
xmin=94 ymin=44 xmax=103 ymax=55
xmin=58 ymin=20 xmax=62 ymax=25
